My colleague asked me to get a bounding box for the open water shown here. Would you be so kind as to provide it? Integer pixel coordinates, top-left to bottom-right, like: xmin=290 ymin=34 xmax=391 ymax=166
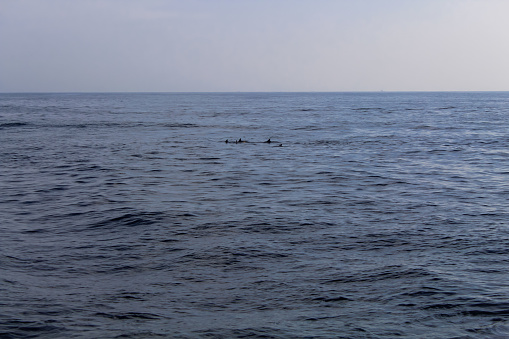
xmin=1 ymin=92 xmax=509 ymax=338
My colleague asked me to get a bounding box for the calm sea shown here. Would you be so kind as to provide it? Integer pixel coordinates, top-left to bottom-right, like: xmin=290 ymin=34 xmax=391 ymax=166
xmin=1 ymin=92 xmax=509 ymax=338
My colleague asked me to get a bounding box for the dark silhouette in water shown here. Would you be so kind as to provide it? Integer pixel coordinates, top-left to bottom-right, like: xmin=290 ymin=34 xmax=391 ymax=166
xmin=224 ymin=138 xmax=281 ymax=146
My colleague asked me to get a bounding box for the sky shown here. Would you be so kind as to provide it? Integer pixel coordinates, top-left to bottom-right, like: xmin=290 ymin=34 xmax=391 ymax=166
xmin=1 ymin=0 xmax=509 ymax=92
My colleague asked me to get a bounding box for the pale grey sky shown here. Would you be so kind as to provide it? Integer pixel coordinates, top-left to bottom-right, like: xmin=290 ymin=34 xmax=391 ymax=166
xmin=1 ymin=0 xmax=509 ymax=92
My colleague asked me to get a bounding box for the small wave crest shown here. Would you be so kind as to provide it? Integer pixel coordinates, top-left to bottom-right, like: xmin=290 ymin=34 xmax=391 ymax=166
xmin=0 ymin=319 xmax=66 ymax=339
xmin=0 ymin=122 xmax=30 ymax=128
xmin=323 ymin=265 xmax=434 ymax=284
xmin=87 ymin=211 xmax=165 ymax=230
xmin=162 ymin=123 xmax=199 ymax=128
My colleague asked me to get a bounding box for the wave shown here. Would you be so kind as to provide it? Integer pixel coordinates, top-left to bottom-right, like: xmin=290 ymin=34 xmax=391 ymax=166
xmin=0 ymin=320 xmax=66 ymax=339
xmin=194 ymin=327 xmax=288 ymax=339
xmin=7 ymin=121 xmax=202 ymax=130
xmin=162 ymin=123 xmax=199 ymax=128
xmin=94 ymin=312 xmax=162 ymax=320
xmin=0 ymin=122 xmax=30 ymax=128
xmin=420 ymin=299 xmax=509 ymax=318
xmin=323 ymin=265 xmax=434 ymax=284
xmin=87 ymin=211 xmax=165 ymax=230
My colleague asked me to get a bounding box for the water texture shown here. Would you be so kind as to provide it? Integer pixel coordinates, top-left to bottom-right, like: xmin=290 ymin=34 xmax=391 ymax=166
xmin=1 ymin=92 xmax=509 ymax=338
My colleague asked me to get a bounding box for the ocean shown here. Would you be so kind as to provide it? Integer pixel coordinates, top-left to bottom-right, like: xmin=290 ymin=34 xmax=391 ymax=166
xmin=1 ymin=92 xmax=508 ymax=338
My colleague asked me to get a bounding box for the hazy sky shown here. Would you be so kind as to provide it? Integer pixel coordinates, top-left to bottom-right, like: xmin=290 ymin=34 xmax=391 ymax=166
xmin=1 ymin=0 xmax=509 ymax=92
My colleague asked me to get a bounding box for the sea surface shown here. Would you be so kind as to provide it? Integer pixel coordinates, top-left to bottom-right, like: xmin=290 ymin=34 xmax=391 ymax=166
xmin=1 ymin=92 xmax=509 ymax=338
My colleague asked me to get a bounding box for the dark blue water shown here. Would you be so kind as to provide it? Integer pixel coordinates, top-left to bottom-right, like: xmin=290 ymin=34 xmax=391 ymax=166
xmin=1 ymin=92 xmax=509 ymax=338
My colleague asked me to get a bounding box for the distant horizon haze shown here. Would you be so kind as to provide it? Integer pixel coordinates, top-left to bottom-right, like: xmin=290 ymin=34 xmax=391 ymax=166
xmin=1 ymin=0 xmax=509 ymax=92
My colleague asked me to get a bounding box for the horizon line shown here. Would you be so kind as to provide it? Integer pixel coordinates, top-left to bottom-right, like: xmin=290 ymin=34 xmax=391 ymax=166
xmin=2 ymin=90 xmax=509 ymax=94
